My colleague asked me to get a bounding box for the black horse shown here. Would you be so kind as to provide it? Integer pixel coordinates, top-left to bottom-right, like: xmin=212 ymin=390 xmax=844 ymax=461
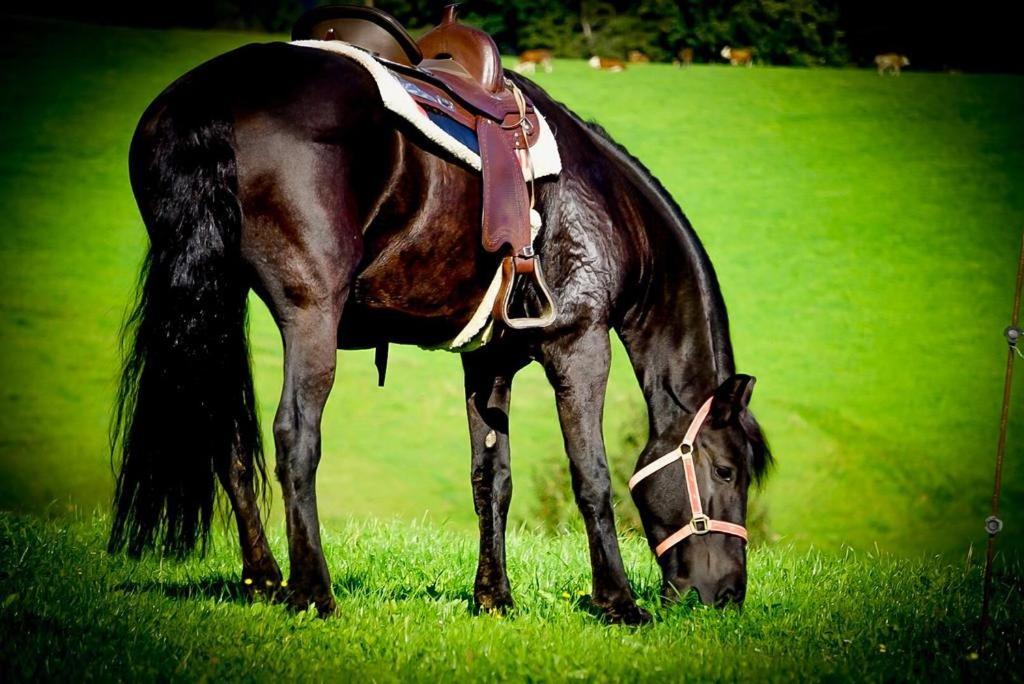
xmin=110 ymin=42 xmax=771 ymax=625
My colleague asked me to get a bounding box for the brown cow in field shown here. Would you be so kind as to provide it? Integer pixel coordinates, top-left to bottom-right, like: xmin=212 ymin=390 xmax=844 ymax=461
xmin=628 ymin=50 xmax=650 ymax=63
xmin=721 ymin=46 xmax=754 ymax=66
xmin=674 ymin=47 xmax=694 ymax=68
xmin=875 ymin=53 xmax=910 ymax=76
xmin=515 ymin=49 xmax=554 ymax=74
xmin=588 ymin=55 xmax=626 ymax=72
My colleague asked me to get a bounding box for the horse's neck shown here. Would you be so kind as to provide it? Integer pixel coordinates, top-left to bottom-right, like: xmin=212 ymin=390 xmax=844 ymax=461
xmin=616 ymin=196 xmax=735 ymax=439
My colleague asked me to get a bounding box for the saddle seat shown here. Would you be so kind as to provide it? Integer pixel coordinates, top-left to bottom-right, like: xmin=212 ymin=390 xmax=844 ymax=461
xmin=291 ymin=4 xmax=422 ymax=66
xmin=418 ymin=10 xmax=504 ymax=95
xmin=291 ymin=4 xmax=557 ymax=335
xmin=293 ymin=5 xmax=508 ymax=110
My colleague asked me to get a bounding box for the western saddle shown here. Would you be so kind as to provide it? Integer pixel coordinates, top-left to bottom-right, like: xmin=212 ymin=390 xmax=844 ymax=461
xmin=292 ymin=4 xmax=557 ymax=337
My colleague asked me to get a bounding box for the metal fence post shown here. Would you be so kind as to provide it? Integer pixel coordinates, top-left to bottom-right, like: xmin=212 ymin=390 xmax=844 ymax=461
xmin=980 ymin=229 xmax=1024 ymax=647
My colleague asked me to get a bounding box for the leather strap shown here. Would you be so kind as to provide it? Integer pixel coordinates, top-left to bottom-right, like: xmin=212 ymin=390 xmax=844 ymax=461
xmin=628 ymin=448 xmax=682 ymax=490
xmin=655 ymin=520 xmax=749 ymax=557
xmin=682 ymin=450 xmax=703 ymax=517
xmin=628 ymin=397 xmax=712 ymax=490
xmin=479 ymin=81 xmax=557 ymax=331
xmin=478 ymin=119 xmax=531 ymax=255
xmin=628 ymin=395 xmax=748 ymax=556
xmin=374 ymin=343 xmax=389 ymax=387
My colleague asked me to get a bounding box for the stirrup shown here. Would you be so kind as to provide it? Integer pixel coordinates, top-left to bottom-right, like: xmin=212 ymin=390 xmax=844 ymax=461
xmin=493 ymin=252 xmax=557 ymax=330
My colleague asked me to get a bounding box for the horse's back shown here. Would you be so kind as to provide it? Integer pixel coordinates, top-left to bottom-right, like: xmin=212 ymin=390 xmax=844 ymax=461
xmin=130 ymin=42 xmax=388 ymax=208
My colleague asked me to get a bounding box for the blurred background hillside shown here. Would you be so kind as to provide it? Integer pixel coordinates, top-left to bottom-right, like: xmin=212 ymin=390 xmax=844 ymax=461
xmin=18 ymin=0 xmax=1024 ymax=72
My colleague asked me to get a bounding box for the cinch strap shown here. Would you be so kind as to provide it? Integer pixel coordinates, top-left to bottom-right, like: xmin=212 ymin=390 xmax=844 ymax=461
xmin=628 ymin=395 xmax=748 ymax=557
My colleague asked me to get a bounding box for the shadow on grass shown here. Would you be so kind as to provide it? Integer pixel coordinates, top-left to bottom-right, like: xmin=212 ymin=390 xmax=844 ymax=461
xmin=333 ymin=572 xmax=476 ymax=609
xmin=114 ymin=577 xmax=252 ymax=604
xmin=114 ymin=572 xmax=706 ymax=623
xmin=114 ymin=573 xmax=478 ymax=611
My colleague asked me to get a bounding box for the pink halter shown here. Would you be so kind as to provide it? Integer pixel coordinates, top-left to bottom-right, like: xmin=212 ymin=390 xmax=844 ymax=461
xmin=628 ymin=396 xmax=748 ymax=557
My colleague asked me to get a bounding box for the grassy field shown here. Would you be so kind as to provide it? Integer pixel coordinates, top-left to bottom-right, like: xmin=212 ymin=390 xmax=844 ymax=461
xmin=2 ymin=16 xmax=1024 ymax=683
xmin=1 ymin=512 xmax=1021 ymax=680
xmin=0 ymin=15 xmax=1022 ymax=561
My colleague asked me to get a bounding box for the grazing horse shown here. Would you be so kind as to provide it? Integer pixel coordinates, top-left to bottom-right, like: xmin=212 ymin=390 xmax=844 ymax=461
xmin=110 ymin=42 xmax=771 ymax=625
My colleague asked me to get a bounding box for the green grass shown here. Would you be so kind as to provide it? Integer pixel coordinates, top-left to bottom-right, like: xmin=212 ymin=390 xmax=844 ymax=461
xmin=0 ymin=15 xmax=1023 ymax=561
xmin=1 ymin=512 xmax=1021 ymax=681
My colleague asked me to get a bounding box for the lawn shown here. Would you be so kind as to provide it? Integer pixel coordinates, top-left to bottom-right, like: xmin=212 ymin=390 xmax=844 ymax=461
xmin=1 ymin=513 xmax=1021 ymax=680
xmin=0 ymin=15 xmax=1022 ymax=562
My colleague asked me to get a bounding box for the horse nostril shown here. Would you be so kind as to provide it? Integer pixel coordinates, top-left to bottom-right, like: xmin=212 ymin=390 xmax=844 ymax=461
xmin=714 ymin=584 xmax=745 ymax=608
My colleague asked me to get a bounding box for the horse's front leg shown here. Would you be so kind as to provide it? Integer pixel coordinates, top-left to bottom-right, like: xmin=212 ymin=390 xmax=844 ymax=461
xmin=462 ymin=348 xmax=526 ymax=613
xmin=541 ymin=326 xmax=651 ymax=625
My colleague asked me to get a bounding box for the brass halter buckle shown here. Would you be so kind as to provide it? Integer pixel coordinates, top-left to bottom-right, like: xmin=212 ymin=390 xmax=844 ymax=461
xmin=690 ymin=514 xmax=711 ymax=535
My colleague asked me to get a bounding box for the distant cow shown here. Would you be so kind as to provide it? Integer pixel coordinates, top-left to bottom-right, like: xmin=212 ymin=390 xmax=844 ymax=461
xmin=588 ymin=56 xmax=626 ymax=72
xmin=721 ymin=46 xmax=754 ymax=66
xmin=674 ymin=47 xmax=694 ymax=68
xmin=628 ymin=50 xmax=650 ymax=63
xmin=875 ymin=53 xmax=910 ymax=76
xmin=515 ymin=49 xmax=554 ymax=75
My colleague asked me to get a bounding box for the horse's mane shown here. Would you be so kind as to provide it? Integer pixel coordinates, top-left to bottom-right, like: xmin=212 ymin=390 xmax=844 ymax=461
xmin=579 ymin=120 xmax=734 ymax=361
xmin=509 ymin=74 xmax=772 ymax=482
xmin=509 ymin=75 xmax=732 ymax=369
xmin=582 ymin=118 xmax=773 ymax=482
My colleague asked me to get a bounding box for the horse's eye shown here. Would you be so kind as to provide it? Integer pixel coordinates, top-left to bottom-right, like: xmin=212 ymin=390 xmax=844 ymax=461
xmin=714 ymin=465 xmax=734 ymax=482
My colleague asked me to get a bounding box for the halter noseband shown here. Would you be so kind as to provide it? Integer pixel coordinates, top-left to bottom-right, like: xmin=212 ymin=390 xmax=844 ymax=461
xmin=628 ymin=396 xmax=748 ymax=557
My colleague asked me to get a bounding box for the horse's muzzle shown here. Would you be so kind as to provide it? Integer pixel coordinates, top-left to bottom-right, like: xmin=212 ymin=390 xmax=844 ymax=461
xmin=662 ymin=571 xmax=746 ymax=608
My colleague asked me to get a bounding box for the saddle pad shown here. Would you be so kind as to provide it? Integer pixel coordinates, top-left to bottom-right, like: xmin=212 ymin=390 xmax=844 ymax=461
xmin=290 ymin=40 xmax=562 ymax=180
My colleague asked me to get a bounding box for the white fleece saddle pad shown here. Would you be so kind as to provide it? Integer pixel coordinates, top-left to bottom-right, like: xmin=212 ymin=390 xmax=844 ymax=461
xmin=290 ymin=40 xmax=562 ymax=180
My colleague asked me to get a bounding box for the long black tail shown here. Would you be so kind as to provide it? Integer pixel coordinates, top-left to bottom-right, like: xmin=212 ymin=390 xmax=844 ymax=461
xmin=109 ymin=88 xmax=264 ymax=557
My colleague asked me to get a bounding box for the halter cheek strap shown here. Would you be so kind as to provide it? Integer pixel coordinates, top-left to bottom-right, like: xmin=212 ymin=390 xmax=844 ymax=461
xmin=628 ymin=396 xmax=748 ymax=557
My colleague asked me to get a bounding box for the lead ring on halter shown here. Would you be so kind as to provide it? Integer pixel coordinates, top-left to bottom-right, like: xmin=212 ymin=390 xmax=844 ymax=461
xmin=628 ymin=395 xmax=749 ymax=557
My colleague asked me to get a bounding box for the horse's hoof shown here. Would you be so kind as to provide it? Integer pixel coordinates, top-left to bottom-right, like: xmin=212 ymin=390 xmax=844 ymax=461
xmin=314 ymin=596 xmax=337 ymax=617
xmin=283 ymin=587 xmax=336 ymax=617
xmin=286 ymin=595 xmax=336 ymax=617
xmin=241 ymin=568 xmax=285 ymax=601
xmin=604 ymin=601 xmax=652 ymax=626
xmin=474 ymin=592 xmax=515 ymax=615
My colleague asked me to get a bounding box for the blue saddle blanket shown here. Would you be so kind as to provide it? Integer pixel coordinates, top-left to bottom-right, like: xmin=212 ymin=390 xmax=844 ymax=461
xmin=425 ymin=112 xmax=479 ymax=155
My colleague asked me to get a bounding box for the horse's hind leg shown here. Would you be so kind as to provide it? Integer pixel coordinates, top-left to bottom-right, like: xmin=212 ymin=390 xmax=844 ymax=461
xmin=272 ymin=301 xmax=344 ymax=614
xmin=462 ymin=347 xmax=528 ymax=613
xmin=216 ymin=454 xmax=281 ymax=596
xmin=250 ymin=276 xmax=349 ymax=616
xmin=239 ymin=153 xmax=362 ymax=616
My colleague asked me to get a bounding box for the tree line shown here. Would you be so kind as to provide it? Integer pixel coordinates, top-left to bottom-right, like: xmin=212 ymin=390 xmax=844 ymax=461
xmin=374 ymin=0 xmax=848 ymax=66
xmin=30 ymin=0 xmax=1024 ymax=72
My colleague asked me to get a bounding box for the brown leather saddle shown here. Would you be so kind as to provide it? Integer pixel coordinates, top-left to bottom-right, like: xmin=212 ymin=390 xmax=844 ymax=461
xmin=293 ymin=4 xmax=557 ymax=334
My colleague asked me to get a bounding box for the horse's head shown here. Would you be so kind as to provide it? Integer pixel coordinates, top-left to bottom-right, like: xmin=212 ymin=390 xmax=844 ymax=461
xmin=630 ymin=374 xmax=770 ymax=608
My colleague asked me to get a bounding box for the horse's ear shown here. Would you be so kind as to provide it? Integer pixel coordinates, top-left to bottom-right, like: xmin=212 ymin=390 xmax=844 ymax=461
xmin=711 ymin=374 xmax=756 ymax=427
